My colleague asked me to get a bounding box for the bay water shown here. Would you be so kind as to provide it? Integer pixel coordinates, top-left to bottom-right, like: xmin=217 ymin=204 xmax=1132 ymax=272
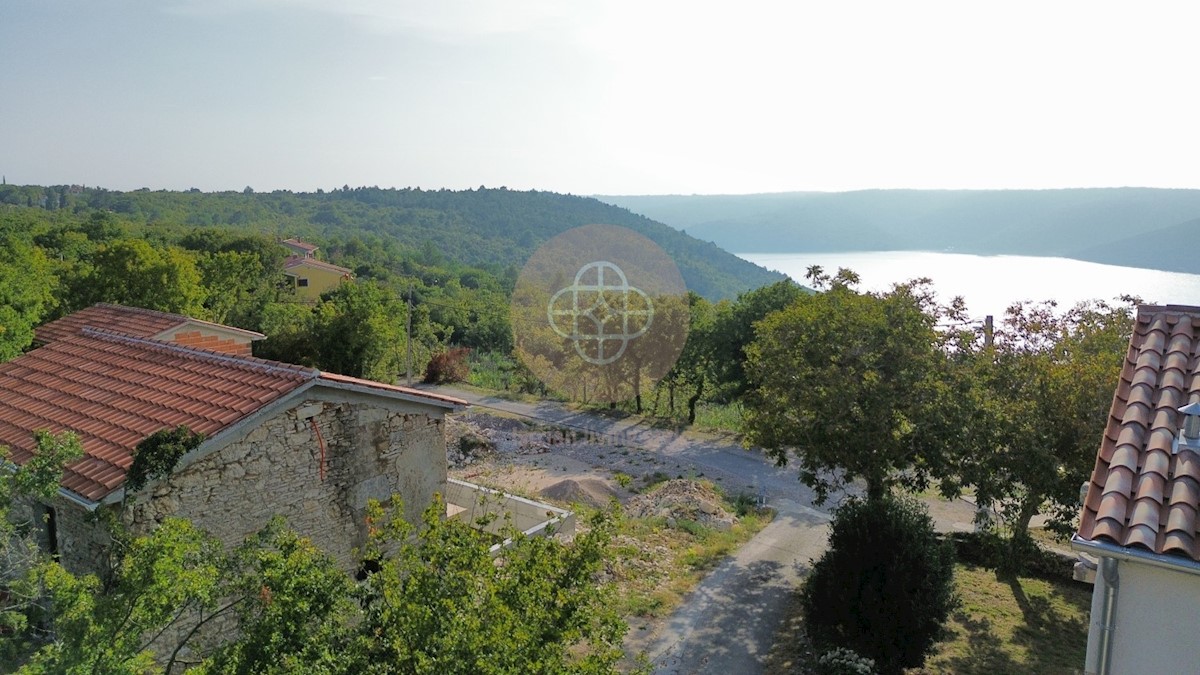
xmin=739 ymin=251 xmax=1200 ymax=319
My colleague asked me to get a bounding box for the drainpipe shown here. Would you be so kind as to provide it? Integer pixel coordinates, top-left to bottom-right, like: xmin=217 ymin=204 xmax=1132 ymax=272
xmin=1096 ymin=556 xmax=1119 ymax=675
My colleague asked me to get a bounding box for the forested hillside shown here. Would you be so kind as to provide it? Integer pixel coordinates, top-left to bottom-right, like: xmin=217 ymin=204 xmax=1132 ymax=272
xmin=0 ymin=184 xmax=782 ymax=300
xmin=598 ymin=188 xmax=1200 ymax=273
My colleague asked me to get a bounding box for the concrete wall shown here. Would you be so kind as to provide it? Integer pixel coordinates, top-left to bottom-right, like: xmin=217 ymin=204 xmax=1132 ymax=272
xmin=1085 ymin=557 xmax=1200 ymax=674
xmin=443 ymin=478 xmax=574 ymax=550
xmin=125 ymin=390 xmax=447 ymax=570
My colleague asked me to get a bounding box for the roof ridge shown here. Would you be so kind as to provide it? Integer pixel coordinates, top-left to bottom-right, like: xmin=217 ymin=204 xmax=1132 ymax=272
xmin=94 ymin=302 xmax=189 ymax=324
xmin=80 ymin=327 xmax=318 ymax=380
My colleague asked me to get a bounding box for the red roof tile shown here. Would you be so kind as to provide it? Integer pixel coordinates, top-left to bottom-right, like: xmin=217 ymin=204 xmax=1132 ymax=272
xmin=1078 ymin=305 xmax=1200 ymax=562
xmin=35 ymin=303 xmax=263 ymax=345
xmin=0 ymin=329 xmax=316 ymax=502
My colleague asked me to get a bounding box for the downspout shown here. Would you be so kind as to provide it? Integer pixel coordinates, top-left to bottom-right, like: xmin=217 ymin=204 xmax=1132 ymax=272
xmin=1096 ymin=556 xmax=1119 ymax=675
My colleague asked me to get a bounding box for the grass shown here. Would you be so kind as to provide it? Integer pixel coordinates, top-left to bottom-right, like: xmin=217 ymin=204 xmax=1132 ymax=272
xmin=921 ymin=564 xmax=1091 ymax=674
xmin=691 ymin=401 xmax=745 ymax=434
xmin=764 ymin=563 xmax=1091 ymax=675
xmin=596 ymin=496 xmax=773 ymax=619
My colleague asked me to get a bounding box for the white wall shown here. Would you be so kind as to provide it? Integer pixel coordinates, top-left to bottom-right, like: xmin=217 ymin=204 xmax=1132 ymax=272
xmin=1088 ymin=558 xmax=1200 ymax=675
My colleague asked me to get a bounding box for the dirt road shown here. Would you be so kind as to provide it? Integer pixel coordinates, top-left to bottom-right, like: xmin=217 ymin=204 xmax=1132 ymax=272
xmin=427 ymin=385 xmax=980 ymax=674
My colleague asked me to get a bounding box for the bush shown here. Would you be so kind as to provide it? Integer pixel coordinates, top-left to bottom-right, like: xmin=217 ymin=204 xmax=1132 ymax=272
xmin=800 ymin=496 xmax=956 ymax=675
xmin=815 ymin=647 xmax=877 ymax=675
xmin=423 ymin=347 xmax=471 ymax=384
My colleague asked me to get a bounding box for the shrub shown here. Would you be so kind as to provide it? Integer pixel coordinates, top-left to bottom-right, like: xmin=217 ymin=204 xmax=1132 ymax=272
xmin=423 ymin=347 xmax=471 ymax=384
xmin=800 ymin=496 xmax=956 ymax=675
xmin=815 ymin=647 xmax=878 ymax=675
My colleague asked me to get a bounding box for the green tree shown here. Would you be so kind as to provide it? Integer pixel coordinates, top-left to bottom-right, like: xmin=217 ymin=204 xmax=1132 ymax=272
xmin=958 ymin=299 xmax=1132 ymax=547
xmin=71 ymin=239 xmax=205 ymax=315
xmin=800 ymin=496 xmax=956 ymax=675
xmin=0 ymin=235 xmax=57 ymax=361
xmin=1 ymin=432 xmax=84 ymax=663
xmin=310 ymin=281 xmax=408 ymax=380
xmin=657 ymin=292 xmax=716 ymax=424
xmin=708 ymin=279 xmax=807 ymax=399
xmin=743 ymin=268 xmax=961 ymax=503
xmin=21 ymin=518 xmax=228 ymax=674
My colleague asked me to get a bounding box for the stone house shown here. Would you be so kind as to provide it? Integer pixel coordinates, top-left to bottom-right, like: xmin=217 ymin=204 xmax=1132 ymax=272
xmin=1072 ymin=305 xmax=1200 ymax=675
xmin=0 ymin=303 xmax=471 ymax=577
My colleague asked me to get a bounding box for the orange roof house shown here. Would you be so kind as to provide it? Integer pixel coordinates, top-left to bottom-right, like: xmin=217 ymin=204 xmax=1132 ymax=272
xmin=1072 ymin=305 xmax=1200 ymax=675
xmin=0 ymin=304 xmax=573 ymax=660
xmin=1 ymin=304 xmax=465 ymax=574
xmin=278 ymin=239 xmax=354 ymax=301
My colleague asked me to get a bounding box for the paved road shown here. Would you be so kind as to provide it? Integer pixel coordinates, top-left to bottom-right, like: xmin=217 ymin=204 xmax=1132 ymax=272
xmin=426 ymin=386 xmax=976 ymax=674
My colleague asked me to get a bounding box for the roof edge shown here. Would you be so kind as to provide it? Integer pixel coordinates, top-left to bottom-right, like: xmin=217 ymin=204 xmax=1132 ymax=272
xmin=315 ymin=373 xmax=466 ymax=410
xmin=1071 ymin=534 xmax=1200 ymax=577
xmin=80 ymin=327 xmax=318 ymax=380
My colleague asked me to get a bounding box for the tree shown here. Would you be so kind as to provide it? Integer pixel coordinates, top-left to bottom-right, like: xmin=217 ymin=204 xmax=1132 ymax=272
xmin=800 ymin=496 xmax=956 ymax=675
xmin=71 ymin=239 xmax=205 ymax=315
xmin=743 ymin=268 xmax=962 ymax=503
xmin=707 ymin=279 xmax=807 ymax=400
xmin=1 ymin=431 xmax=83 ymax=662
xmin=0 ymin=235 xmax=57 ymax=361
xmin=656 ymin=292 xmax=716 ymax=424
xmin=310 ymin=281 xmax=407 ymax=381
xmin=958 ymin=299 xmax=1133 ymax=546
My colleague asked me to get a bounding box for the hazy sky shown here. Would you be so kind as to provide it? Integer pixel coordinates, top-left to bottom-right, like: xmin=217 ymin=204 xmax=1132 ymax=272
xmin=3 ymin=1 xmax=1198 ymax=195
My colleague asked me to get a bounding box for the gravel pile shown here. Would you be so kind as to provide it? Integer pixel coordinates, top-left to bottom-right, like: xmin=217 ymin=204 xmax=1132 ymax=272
xmin=626 ymin=480 xmax=738 ymax=531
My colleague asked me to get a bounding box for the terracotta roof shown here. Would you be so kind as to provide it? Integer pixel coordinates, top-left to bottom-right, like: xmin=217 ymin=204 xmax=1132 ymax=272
xmin=281 ymin=238 xmax=319 ymax=253
xmin=34 ymin=303 xmax=264 ymax=345
xmin=283 ymin=255 xmax=354 ymax=276
xmin=0 ymin=329 xmax=315 ymax=502
xmin=1078 ymin=305 xmax=1200 ymax=563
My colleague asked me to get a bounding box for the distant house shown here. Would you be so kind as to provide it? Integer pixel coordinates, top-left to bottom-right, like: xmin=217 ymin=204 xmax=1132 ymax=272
xmin=279 ymin=238 xmax=353 ymax=301
xmin=1072 ymin=305 xmax=1200 ymax=675
xmin=280 ymin=237 xmax=320 ymax=259
xmin=1 ymin=304 xmax=571 ymax=601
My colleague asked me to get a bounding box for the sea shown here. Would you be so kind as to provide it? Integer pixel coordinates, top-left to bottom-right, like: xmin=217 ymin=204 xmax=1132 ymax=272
xmin=738 ymin=251 xmax=1200 ymax=319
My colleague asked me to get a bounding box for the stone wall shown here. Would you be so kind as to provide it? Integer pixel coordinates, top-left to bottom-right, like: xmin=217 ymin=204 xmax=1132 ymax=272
xmin=125 ymin=392 xmax=448 ymax=570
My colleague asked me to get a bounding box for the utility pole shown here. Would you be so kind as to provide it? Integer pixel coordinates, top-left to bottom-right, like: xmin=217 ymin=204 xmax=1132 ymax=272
xmin=406 ymin=283 xmax=414 ymax=386
xmin=983 ymin=315 xmax=994 ymax=349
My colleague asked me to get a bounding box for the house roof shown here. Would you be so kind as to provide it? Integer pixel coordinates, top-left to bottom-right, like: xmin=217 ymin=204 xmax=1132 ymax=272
xmin=1 ymin=307 xmax=464 ymax=504
xmin=281 ymin=238 xmax=319 ymax=254
xmin=1078 ymin=305 xmax=1200 ymax=563
xmin=282 ymin=255 xmax=354 ymax=276
xmin=35 ymin=303 xmax=265 ymax=345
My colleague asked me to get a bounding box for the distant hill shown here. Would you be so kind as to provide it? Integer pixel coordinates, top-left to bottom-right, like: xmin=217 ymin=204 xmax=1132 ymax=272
xmin=0 ymin=185 xmax=784 ymax=300
xmin=596 ymin=189 xmax=1200 ymax=275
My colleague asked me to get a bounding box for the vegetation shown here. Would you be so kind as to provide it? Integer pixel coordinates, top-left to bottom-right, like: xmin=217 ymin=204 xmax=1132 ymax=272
xmin=764 ymin=561 xmax=1090 ymax=675
xmin=924 ymin=564 xmax=1090 ymax=675
xmin=743 ymin=267 xmax=966 ymax=503
xmin=799 ymin=496 xmax=956 ymax=675
xmin=125 ymin=426 xmax=206 ymax=494
xmin=5 ymin=491 xmax=628 ymax=672
xmin=0 ymin=183 xmax=782 ymax=302
xmin=953 ymin=300 xmax=1132 ymax=548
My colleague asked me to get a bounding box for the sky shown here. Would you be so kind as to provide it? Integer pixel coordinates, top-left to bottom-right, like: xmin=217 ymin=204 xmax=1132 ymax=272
xmin=3 ymin=1 xmax=1199 ymax=195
